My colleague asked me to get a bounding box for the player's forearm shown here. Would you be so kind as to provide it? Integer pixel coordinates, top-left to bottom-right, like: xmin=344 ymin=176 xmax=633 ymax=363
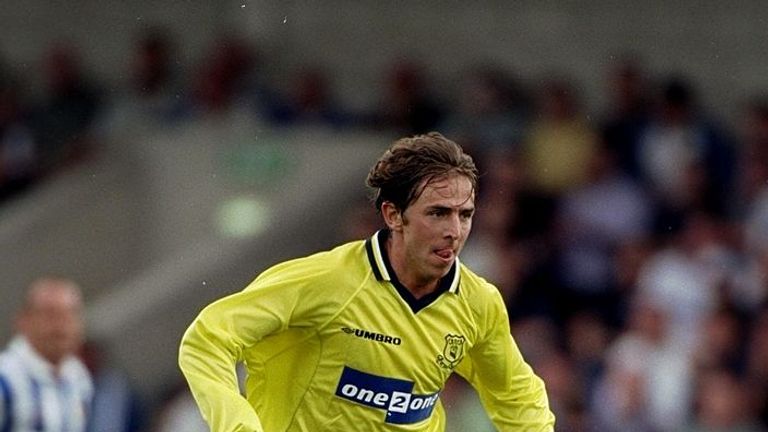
xmin=179 ymin=320 xmax=265 ymax=432
xmin=484 ymin=373 xmax=555 ymax=431
xmin=467 ymin=308 xmax=556 ymax=430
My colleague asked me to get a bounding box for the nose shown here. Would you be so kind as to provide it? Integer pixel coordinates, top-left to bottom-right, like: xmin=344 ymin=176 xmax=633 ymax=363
xmin=444 ymin=213 xmax=461 ymax=240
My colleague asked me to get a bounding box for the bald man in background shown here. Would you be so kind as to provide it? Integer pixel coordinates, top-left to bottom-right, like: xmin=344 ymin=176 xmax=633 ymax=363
xmin=0 ymin=277 xmax=93 ymax=431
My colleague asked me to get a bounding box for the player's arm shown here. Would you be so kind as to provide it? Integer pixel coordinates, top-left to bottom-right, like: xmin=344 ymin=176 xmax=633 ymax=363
xmin=455 ymin=289 xmax=555 ymax=431
xmin=178 ymin=259 xmax=330 ymax=432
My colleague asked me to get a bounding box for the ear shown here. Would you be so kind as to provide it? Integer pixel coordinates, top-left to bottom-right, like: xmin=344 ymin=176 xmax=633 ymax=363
xmin=381 ymin=201 xmax=404 ymax=232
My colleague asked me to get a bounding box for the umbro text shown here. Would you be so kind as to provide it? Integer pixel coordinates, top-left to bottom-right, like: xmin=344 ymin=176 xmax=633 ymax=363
xmin=341 ymin=327 xmax=402 ymax=345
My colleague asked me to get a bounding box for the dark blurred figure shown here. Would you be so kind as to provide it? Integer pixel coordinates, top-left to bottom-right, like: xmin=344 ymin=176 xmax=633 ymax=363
xmin=102 ymin=27 xmax=187 ymax=133
xmin=536 ymin=349 xmax=589 ymax=432
xmin=736 ymin=99 xmax=768 ymax=216
xmin=692 ymin=307 xmax=747 ymax=375
xmin=554 ymin=141 xmax=653 ymax=324
xmin=505 ymin=77 xmax=599 ymax=323
xmin=600 ymin=55 xmax=650 ymax=178
xmin=373 ymin=60 xmax=444 ymax=135
xmin=745 ymin=307 xmax=768 ymax=427
xmin=440 ymin=64 xmax=530 ymax=159
xmin=636 ymin=76 xmax=735 ymax=235
xmin=266 ymin=66 xmax=348 ymax=128
xmin=31 ymin=44 xmax=101 ymax=171
xmin=191 ymin=34 xmax=256 ymax=114
xmin=460 ymin=151 xmax=561 ymax=321
xmin=132 ymin=28 xmax=174 ymax=98
xmin=129 ymin=28 xmax=185 ymax=122
xmin=683 ymin=368 xmax=765 ymax=432
xmin=565 ymin=311 xmax=611 ymax=410
xmin=81 ymin=341 xmax=144 ymax=432
xmin=0 ymin=62 xmax=38 ymax=201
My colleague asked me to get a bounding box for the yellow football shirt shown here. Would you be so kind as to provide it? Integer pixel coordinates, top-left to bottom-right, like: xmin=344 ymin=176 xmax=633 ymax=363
xmin=179 ymin=230 xmax=555 ymax=431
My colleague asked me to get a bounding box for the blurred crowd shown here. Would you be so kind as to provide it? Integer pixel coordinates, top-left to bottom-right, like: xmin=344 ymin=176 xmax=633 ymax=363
xmin=2 ymin=27 xmax=768 ymax=431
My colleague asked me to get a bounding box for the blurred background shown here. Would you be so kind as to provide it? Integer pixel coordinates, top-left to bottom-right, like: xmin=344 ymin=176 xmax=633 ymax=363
xmin=2 ymin=1 xmax=768 ymax=431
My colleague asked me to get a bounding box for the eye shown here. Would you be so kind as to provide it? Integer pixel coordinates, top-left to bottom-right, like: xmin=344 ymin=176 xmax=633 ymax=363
xmin=460 ymin=210 xmax=474 ymax=220
xmin=428 ymin=208 xmax=448 ymax=217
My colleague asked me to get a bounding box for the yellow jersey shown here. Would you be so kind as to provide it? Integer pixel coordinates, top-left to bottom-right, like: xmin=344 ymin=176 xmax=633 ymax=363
xmin=179 ymin=230 xmax=555 ymax=431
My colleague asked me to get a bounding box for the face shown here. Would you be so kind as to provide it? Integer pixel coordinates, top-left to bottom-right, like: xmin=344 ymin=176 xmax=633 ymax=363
xmin=18 ymin=280 xmax=84 ymax=366
xmin=385 ymin=173 xmax=475 ymax=289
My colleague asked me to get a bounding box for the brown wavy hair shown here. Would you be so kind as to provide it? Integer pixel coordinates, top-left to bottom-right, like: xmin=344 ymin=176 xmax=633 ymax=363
xmin=366 ymin=132 xmax=478 ymax=213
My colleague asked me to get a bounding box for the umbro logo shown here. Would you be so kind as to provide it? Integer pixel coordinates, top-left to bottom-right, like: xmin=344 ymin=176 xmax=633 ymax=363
xmin=341 ymin=327 xmax=402 ymax=345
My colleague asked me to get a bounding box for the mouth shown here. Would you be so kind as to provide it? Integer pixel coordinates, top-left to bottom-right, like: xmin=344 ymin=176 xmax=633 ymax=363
xmin=433 ymin=248 xmax=455 ymax=262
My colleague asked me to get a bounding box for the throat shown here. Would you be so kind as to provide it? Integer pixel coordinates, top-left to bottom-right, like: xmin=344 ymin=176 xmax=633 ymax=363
xmin=405 ymin=280 xmax=439 ymax=300
xmin=383 ymin=236 xmax=440 ymax=299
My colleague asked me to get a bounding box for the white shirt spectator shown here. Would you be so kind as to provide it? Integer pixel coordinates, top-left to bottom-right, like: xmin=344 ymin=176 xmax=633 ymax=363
xmin=0 ymin=336 xmax=93 ymax=432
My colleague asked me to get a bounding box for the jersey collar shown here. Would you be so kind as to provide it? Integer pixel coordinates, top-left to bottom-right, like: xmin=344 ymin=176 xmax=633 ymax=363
xmin=365 ymin=229 xmax=460 ymax=313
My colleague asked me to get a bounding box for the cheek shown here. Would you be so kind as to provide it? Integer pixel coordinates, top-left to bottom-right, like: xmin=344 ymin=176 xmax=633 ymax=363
xmin=461 ymin=220 xmax=473 ymax=237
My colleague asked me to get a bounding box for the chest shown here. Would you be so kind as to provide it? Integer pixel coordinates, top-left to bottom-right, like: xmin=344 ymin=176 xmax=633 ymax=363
xmin=319 ymin=286 xmax=478 ymax=391
xmin=4 ymin=375 xmax=88 ymax=432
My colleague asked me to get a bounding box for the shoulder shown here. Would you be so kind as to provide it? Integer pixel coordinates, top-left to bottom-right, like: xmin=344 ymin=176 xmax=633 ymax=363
xmin=0 ymin=345 xmax=25 ymax=394
xmin=247 ymin=239 xmax=369 ymax=292
xmin=458 ymin=264 xmax=503 ymax=302
xmin=458 ymin=263 xmax=508 ymax=319
xmin=0 ymin=343 xmax=22 ymax=374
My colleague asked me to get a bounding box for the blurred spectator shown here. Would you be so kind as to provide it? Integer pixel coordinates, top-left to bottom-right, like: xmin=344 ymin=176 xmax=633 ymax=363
xmin=536 ymin=349 xmax=587 ymax=431
xmin=746 ymin=307 xmax=768 ymax=426
xmin=592 ymin=296 xmax=694 ymax=431
xmin=554 ymin=141 xmax=653 ymax=319
xmin=190 ymin=34 xmax=256 ymax=114
xmin=692 ymin=307 xmax=747 ymax=375
xmin=0 ymin=277 xmax=92 ymax=431
xmin=132 ymin=28 xmax=175 ymax=98
xmin=600 ymin=55 xmax=650 ymax=178
xmin=683 ymin=368 xmax=765 ymax=432
xmin=636 ymin=77 xmax=735 ymax=233
xmin=636 ymin=212 xmax=735 ymax=350
xmin=732 ymin=98 xmax=768 ymax=218
xmin=31 ymin=44 xmax=101 ymax=171
xmin=440 ymin=64 xmax=530 ymax=159
xmin=461 ymin=151 xmax=560 ymax=320
xmin=565 ymin=312 xmax=610 ymax=406
xmin=372 ymin=60 xmax=444 ymax=135
xmin=523 ymin=76 xmax=599 ymax=195
xmin=741 ymin=99 xmax=768 ymax=250
xmin=461 ymin=151 xmax=525 ymax=294
xmin=266 ymin=66 xmax=348 ymax=128
xmin=102 ymin=28 xmax=186 ymax=134
xmin=509 ymin=315 xmax=560 ymax=368
xmin=727 ymin=100 xmax=768 ymax=314
xmin=128 ymin=28 xmax=184 ymax=121
xmin=81 ymin=341 xmax=144 ymax=432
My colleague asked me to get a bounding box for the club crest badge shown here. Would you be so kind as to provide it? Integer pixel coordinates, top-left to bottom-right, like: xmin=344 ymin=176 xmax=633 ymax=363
xmin=436 ymin=334 xmax=466 ymax=370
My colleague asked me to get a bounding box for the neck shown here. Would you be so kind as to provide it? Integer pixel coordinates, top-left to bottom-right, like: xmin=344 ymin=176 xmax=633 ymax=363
xmin=385 ymin=234 xmax=438 ymax=299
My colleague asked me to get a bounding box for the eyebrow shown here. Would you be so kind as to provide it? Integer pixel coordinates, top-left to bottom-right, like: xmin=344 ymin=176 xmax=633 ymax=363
xmin=426 ymin=204 xmax=475 ymax=212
